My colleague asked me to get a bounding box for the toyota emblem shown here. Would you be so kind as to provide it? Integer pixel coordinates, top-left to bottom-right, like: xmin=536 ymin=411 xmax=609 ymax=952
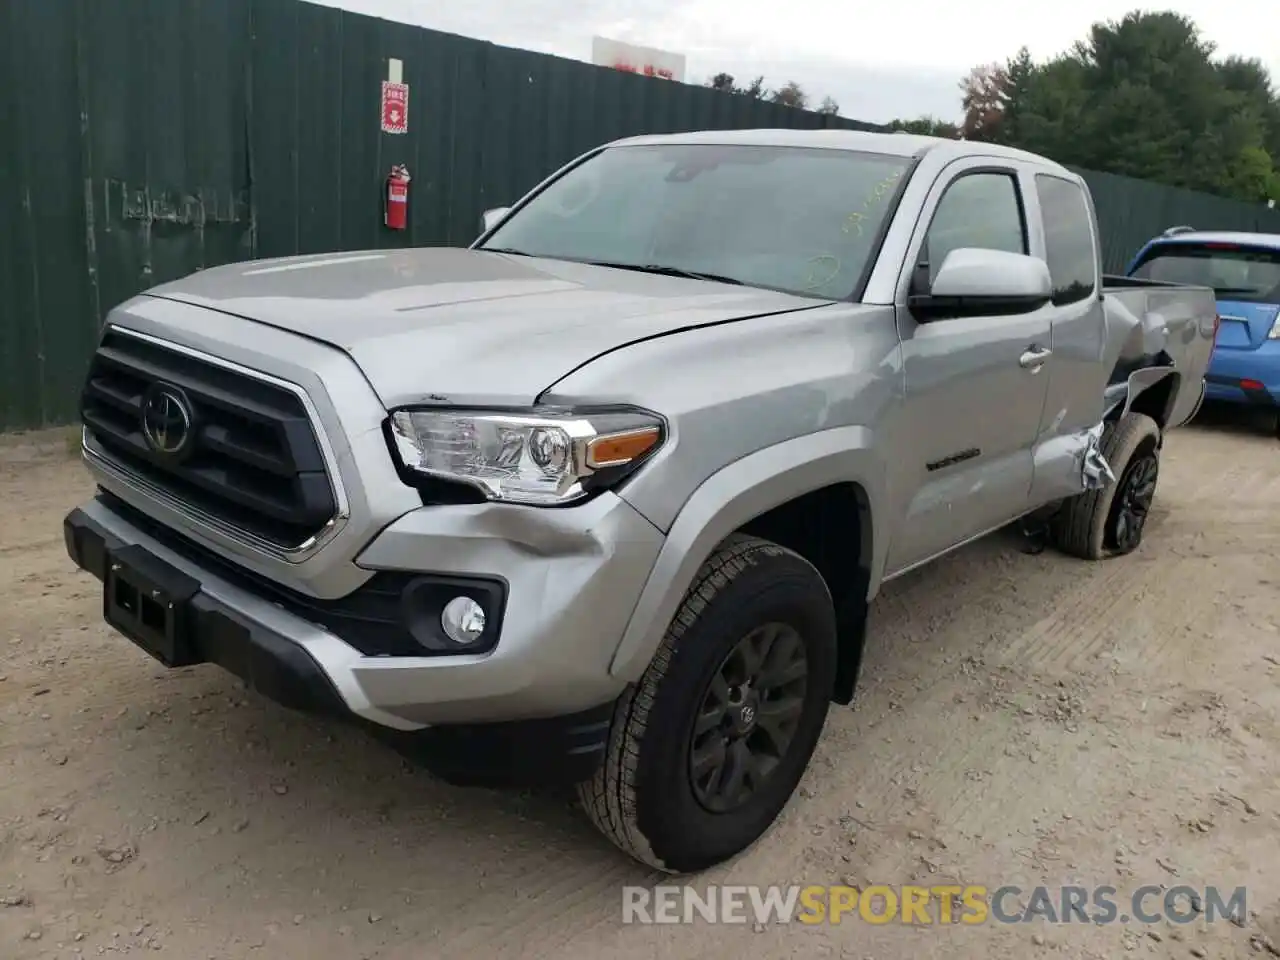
xmin=140 ymin=383 xmax=195 ymax=459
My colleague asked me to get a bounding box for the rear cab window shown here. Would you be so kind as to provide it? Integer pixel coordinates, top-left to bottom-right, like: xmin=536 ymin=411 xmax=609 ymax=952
xmin=1129 ymin=241 xmax=1280 ymax=304
xmin=1034 ymin=174 xmax=1098 ymax=305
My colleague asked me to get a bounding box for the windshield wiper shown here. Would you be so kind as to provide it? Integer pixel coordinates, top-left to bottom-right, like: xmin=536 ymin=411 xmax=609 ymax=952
xmin=481 ymin=246 xmax=533 ymax=257
xmin=584 ymin=260 xmax=745 ymax=286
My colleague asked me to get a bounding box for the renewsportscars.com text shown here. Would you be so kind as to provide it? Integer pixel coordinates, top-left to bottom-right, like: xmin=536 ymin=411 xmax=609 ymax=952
xmin=622 ymin=884 xmax=1247 ymax=926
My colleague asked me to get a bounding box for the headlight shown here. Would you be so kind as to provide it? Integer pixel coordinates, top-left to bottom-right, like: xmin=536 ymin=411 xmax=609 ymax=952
xmin=387 ymin=408 xmax=665 ymax=505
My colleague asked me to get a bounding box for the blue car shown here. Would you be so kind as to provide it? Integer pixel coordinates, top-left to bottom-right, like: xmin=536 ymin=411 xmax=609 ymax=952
xmin=1127 ymin=227 xmax=1280 ymax=431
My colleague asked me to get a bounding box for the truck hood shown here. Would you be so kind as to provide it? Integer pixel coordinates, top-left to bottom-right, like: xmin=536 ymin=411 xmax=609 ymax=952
xmin=143 ymin=248 xmax=833 ymax=408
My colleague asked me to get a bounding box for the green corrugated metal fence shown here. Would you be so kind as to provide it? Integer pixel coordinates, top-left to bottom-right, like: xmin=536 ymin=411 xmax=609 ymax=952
xmin=1075 ymin=168 xmax=1280 ymax=273
xmin=3 ymin=0 xmax=1280 ymax=430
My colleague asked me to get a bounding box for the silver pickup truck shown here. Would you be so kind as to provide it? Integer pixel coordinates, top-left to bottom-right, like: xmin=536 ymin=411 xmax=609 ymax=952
xmin=63 ymin=129 xmax=1214 ymax=873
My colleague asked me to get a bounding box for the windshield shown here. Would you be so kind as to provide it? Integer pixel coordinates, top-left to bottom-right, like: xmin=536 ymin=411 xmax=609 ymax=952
xmin=1129 ymin=242 xmax=1280 ymax=303
xmin=477 ymin=143 xmax=913 ymax=300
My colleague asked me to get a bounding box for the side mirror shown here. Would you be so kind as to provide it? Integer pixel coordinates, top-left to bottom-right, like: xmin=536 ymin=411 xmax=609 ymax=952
xmin=909 ymin=247 xmax=1052 ymax=321
xmin=480 ymin=206 xmax=511 ymax=236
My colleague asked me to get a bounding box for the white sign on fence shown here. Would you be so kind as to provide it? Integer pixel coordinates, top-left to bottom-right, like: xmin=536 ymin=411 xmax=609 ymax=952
xmin=591 ymin=36 xmax=686 ymax=82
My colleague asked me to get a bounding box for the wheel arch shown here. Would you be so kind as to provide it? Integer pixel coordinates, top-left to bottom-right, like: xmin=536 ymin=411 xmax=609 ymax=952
xmin=610 ymin=427 xmax=886 ymax=704
xmin=1104 ymin=360 xmax=1180 ymax=433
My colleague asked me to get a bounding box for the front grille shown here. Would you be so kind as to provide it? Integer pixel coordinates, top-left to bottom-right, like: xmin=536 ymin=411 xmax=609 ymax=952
xmin=80 ymin=330 xmax=337 ymax=549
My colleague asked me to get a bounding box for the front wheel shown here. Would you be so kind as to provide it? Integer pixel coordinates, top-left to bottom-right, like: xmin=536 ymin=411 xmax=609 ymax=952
xmin=1052 ymin=412 xmax=1162 ymax=560
xmin=579 ymin=534 xmax=837 ymax=873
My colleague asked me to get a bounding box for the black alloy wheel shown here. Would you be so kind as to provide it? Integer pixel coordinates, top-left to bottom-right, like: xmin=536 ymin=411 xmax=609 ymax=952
xmin=688 ymin=621 xmax=808 ymax=813
xmin=1106 ymin=448 xmax=1158 ymax=553
xmin=578 ymin=534 xmax=839 ymax=873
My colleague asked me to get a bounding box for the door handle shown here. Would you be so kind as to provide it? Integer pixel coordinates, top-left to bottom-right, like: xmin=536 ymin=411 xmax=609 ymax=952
xmin=1019 ymin=346 xmax=1052 ymax=371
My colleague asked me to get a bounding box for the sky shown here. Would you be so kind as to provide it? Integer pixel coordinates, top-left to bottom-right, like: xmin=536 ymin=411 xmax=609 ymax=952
xmin=310 ymin=0 xmax=1280 ymax=124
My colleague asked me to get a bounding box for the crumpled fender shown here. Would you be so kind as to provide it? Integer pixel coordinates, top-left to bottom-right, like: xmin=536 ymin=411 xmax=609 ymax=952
xmin=1079 ymin=420 xmax=1119 ymax=490
xmin=1101 ymin=288 xmax=1186 ymax=428
xmin=1104 ymin=365 xmax=1179 ymax=423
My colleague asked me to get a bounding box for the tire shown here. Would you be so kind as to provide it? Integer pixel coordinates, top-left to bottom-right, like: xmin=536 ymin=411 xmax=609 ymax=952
xmin=1052 ymin=412 xmax=1162 ymax=560
xmin=579 ymin=534 xmax=837 ymax=873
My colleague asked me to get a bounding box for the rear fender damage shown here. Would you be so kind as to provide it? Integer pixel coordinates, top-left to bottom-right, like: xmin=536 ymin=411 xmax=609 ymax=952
xmin=1085 ymin=361 xmax=1178 ymax=494
xmin=1102 ymin=291 xmax=1181 ymax=434
xmin=1049 ymin=361 xmax=1176 ymax=507
xmin=1033 ymin=420 xmax=1119 ymax=506
xmin=1106 ymin=365 xmax=1179 ymax=430
xmin=1033 ymin=359 xmax=1174 ymax=508
xmin=1079 ymin=421 xmax=1118 ymax=491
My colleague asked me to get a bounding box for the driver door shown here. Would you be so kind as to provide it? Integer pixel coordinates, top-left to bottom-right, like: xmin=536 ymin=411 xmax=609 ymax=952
xmin=885 ymin=160 xmax=1053 ymax=574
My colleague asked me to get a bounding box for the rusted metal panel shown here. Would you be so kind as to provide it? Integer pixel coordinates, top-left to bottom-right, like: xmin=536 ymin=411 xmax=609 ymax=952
xmin=2 ymin=0 xmax=1280 ymax=430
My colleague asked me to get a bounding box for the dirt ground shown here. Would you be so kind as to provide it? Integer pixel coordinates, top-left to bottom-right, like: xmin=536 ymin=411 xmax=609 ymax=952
xmin=2 ymin=407 xmax=1279 ymax=960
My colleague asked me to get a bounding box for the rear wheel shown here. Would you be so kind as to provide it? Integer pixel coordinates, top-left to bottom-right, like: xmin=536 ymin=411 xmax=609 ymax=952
xmin=579 ymin=534 xmax=836 ymax=873
xmin=1052 ymin=412 xmax=1162 ymax=560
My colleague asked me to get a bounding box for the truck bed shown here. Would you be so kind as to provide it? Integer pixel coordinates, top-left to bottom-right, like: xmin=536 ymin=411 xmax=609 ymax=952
xmin=1100 ymin=275 xmax=1216 ymax=429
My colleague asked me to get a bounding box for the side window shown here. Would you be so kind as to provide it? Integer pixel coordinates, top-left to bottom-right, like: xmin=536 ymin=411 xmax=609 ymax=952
xmin=923 ymin=172 xmax=1026 ymax=283
xmin=1035 ymin=174 xmax=1098 ymax=305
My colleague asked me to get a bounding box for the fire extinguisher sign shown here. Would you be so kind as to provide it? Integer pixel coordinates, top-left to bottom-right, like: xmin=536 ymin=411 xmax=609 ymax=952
xmin=381 ymin=81 xmax=409 ymax=134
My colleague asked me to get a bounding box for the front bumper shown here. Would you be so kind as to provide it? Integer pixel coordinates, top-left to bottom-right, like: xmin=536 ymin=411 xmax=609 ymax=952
xmin=65 ymin=488 xmax=665 ymax=784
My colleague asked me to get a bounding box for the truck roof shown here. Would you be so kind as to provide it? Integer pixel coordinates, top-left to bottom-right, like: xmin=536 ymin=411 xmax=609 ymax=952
xmin=606 ymin=127 xmax=1072 ymax=173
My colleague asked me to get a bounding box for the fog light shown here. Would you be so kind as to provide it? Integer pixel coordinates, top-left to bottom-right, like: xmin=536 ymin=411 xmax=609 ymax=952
xmin=440 ymin=596 xmax=486 ymax=646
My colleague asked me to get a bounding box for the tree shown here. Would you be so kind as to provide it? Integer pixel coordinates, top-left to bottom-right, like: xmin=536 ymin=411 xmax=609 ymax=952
xmin=1004 ymin=55 xmax=1089 ymax=162
xmin=705 ymin=73 xmax=844 ymax=112
xmin=998 ymin=47 xmax=1036 ymax=145
xmin=771 ymin=81 xmax=808 ymax=109
xmin=704 ymin=73 xmax=767 ymax=99
xmin=887 ymin=116 xmax=960 ymax=138
xmin=1227 ymin=146 xmax=1278 ymax=203
xmin=1217 ymin=56 xmax=1280 ymax=161
xmin=958 ymin=11 xmax=1280 ymax=203
xmin=960 ymin=63 xmax=1008 ymax=141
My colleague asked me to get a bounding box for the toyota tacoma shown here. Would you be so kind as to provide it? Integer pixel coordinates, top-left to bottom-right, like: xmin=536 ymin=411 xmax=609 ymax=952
xmin=64 ymin=129 xmax=1215 ymax=873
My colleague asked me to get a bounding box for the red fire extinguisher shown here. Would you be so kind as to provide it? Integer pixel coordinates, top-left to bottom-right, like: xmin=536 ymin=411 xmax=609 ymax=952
xmin=384 ymin=164 xmax=411 ymax=231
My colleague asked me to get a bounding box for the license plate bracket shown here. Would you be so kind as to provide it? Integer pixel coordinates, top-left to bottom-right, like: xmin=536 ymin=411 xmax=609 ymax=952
xmin=104 ymin=544 xmax=201 ymax=667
